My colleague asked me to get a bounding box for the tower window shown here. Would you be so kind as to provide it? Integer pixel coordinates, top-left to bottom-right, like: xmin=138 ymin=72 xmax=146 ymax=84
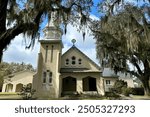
xmin=66 ymin=59 xmax=69 ymax=65
xmin=78 ymin=59 xmax=82 ymax=65
xmin=49 ymin=72 xmax=52 ymax=83
xmin=45 ymin=46 xmax=48 ymax=62
xmin=51 ymin=45 xmax=54 ymax=62
xmin=72 ymin=56 xmax=76 ymax=65
xmin=47 ymin=70 xmax=52 ymax=83
xmin=43 ymin=72 xmax=46 ymax=83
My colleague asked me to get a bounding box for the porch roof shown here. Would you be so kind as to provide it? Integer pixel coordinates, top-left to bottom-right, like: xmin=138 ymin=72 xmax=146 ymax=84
xmin=60 ymin=68 xmax=101 ymax=73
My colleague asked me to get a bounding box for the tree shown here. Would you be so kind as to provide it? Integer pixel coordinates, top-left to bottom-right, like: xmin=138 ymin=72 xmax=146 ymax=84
xmin=0 ymin=0 xmax=93 ymax=62
xmin=92 ymin=4 xmax=150 ymax=96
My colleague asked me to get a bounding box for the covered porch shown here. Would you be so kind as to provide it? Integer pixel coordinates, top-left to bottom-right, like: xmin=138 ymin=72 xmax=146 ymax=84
xmin=61 ymin=73 xmax=104 ymax=96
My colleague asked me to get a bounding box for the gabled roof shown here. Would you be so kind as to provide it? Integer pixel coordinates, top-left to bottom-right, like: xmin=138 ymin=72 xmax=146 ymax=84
xmin=102 ymin=68 xmax=118 ymax=78
xmin=102 ymin=68 xmax=133 ymax=79
xmin=61 ymin=45 xmax=101 ymax=71
xmin=4 ymin=70 xmax=35 ymax=81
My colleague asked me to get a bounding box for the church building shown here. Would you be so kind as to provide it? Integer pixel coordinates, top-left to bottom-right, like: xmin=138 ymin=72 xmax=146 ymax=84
xmin=32 ymin=14 xmax=105 ymax=98
xmin=2 ymin=13 xmax=135 ymax=99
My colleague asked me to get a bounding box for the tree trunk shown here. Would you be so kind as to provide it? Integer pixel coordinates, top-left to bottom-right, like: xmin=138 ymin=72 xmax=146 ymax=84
xmin=142 ymin=78 xmax=150 ymax=96
xmin=0 ymin=49 xmax=3 ymax=63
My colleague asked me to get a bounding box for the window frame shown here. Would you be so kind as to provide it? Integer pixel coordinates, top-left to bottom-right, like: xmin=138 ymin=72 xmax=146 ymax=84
xmin=78 ymin=58 xmax=82 ymax=65
xmin=65 ymin=58 xmax=69 ymax=65
xmin=106 ymin=80 xmax=111 ymax=85
xmin=43 ymin=72 xmax=46 ymax=83
xmin=71 ymin=56 xmax=76 ymax=65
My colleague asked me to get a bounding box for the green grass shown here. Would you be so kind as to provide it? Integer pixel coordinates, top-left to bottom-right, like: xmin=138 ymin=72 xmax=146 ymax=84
xmin=130 ymin=95 xmax=150 ymax=100
xmin=0 ymin=92 xmax=22 ymax=100
xmin=0 ymin=92 xmax=17 ymax=95
xmin=43 ymin=94 xmax=111 ymax=100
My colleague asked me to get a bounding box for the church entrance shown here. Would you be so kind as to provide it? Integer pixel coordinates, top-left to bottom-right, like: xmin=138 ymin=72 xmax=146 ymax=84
xmin=15 ymin=83 xmax=23 ymax=92
xmin=62 ymin=77 xmax=76 ymax=92
xmin=5 ymin=83 xmax=13 ymax=92
xmin=83 ymin=77 xmax=97 ymax=91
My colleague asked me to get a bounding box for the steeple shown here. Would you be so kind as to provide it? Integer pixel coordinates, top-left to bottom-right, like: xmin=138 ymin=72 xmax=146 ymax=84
xmin=43 ymin=12 xmax=62 ymax=40
xmin=33 ymin=11 xmax=63 ymax=98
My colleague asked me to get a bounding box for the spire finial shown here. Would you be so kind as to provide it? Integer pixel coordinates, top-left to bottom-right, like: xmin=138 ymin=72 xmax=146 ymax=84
xmin=71 ymin=39 xmax=76 ymax=46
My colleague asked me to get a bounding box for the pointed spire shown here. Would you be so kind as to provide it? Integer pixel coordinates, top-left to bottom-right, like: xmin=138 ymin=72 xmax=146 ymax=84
xmin=47 ymin=12 xmax=59 ymax=27
xmin=43 ymin=12 xmax=62 ymax=40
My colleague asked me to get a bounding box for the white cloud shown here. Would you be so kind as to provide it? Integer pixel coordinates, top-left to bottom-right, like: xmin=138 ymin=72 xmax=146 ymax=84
xmin=3 ymin=14 xmax=100 ymax=68
xmin=3 ymin=34 xmax=40 ymax=68
xmin=62 ymin=23 xmax=99 ymax=65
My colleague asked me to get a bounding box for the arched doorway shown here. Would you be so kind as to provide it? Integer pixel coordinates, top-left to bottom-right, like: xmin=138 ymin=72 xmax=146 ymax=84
xmin=62 ymin=77 xmax=76 ymax=92
xmin=5 ymin=83 xmax=13 ymax=92
xmin=83 ymin=77 xmax=97 ymax=91
xmin=15 ymin=83 xmax=23 ymax=92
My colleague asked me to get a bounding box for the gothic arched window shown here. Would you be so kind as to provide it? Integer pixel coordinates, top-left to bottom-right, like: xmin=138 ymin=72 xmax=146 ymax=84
xmin=49 ymin=72 xmax=52 ymax=83
xmin=43 ymin=72 xmax=46 ymax=83
xmin=71 ymin=56 xmax=76 ymax=65
xmin=47 ymin=70 xmax=52 ymax=83
xmin=65 ymin=59 xmax=69 ymax=65
xmin=78 ymin=58 xmax=82 ymax=65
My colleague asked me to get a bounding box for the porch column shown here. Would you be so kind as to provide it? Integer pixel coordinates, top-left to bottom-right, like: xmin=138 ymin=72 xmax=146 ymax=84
xmin=102 ymin=78 xmax=105 ymax=95
xmin=12 ymin=84 xmax=16 ymax=92
xmin=77 ymin=78 xmax=83 ymax=94
xmin=2 ymin=84 xmax=6 ymax=92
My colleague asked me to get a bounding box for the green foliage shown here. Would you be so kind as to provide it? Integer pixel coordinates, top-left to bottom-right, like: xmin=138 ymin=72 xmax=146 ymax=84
xmin=18 ymin=84 xmax=36 ymax=100
xmin=121 ymin=87 xmax=132 ymax=96
xmin=113 ymin=80 xmax=133 ymax=96
xmin=93 ymin=2 xmax=150 ymax=95
xmin=131 ymin=88 xmax=144 ymax=95
xmin=0 ymin=0 xmax=93 ymax=61
xmin=113 ymin=80 xmax=127 ymax=93
xmin=0 ymin=62 xmax=34 ymax=75
xmin=105 ymin=92 xmax=121 ymax=99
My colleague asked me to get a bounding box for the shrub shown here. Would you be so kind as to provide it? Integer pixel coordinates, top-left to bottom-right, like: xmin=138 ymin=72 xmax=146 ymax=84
xmin=122 ymin=87 xmax=132 ymax=96
xmin=18 ymin=84 xmax=36 ymax=100
xmin=105 ymin=92 xmax=120 ymax=99
xmin=130 ymin=88 xmax=144 ymax=95
xmin=113 ymin=80 xmax=128 ymax=93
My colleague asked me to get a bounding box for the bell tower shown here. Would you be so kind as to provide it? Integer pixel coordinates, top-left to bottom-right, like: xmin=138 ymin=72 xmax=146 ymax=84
xmin=33 ymin=12 xmax=63 ymax=98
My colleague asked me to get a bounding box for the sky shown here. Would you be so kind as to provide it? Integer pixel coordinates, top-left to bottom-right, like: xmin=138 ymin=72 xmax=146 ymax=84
xmin=2 ymin=1 xmax=100 ymax=68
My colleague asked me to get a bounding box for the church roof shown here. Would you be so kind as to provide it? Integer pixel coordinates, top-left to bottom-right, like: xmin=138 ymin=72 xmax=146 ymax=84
xmin=4 ymin=70 xmax=35 ymax=81
xmin=102 ymin=68 xmax=118 ymax=78
xmin=62 ymin=45 xmax=101 ymax=72
xmin=60 ymin=68 xmax=100 ymax=73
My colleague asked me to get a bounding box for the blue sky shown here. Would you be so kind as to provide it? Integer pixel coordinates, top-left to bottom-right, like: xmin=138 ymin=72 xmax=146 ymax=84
xmin=3 ymin=0 xmax=100 ymax=68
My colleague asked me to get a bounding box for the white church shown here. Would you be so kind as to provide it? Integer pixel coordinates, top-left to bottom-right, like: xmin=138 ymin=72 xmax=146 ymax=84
xmin=2 ymin=13 xmax=135 ymax=99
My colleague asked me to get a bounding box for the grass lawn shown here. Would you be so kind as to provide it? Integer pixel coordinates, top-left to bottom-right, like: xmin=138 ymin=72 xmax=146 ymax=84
xmin=0 ymin=92 xmax=22 ymax=100
xmin=130 ymin=95 xmax=150 ymax=100
xmin=0 ymin=92 xmax=149 ymax=100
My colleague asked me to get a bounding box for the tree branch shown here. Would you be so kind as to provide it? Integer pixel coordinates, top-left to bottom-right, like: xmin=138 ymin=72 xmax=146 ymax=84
xmin=131 ymin=55 xmax=143 ymax=75
xmin=0 ymin=0 xmax=8 ymax=34
xmin=0 ymin=9 xmax=44 ymax=62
